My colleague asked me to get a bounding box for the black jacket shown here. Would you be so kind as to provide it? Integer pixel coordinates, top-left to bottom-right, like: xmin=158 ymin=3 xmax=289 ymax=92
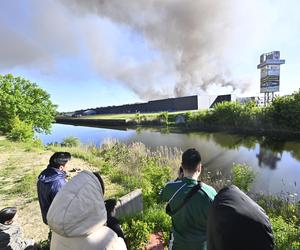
xmin=207 ymin=185 xmax=274 ymax=250
xmin=37 ymin=166 xmax=66 ymax=224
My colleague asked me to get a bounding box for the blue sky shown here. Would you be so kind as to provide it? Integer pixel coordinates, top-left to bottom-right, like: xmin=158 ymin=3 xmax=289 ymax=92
xmin=0 ymin=0 xmax=299 ymax=111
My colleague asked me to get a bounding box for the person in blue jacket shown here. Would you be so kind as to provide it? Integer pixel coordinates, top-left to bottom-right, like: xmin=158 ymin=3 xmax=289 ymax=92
xmin=37 ymin=152 xmax=71 ymax=225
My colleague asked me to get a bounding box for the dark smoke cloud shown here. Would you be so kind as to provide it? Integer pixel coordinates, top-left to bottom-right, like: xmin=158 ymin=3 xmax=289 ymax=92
xmin=0 ymin=0 xmax=258 ymax=100
xmin=61 ymin=0 xmax=247 ymax=97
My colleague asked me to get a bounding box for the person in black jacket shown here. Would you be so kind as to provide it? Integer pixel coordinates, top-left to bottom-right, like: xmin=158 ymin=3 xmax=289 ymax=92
xmin=207 ymin=185 xmax=274 ymax=250
xmin=105 ymin=199 xmax=125 ymax=241
xmin=37 ymin=152 xmax=71 ymax=224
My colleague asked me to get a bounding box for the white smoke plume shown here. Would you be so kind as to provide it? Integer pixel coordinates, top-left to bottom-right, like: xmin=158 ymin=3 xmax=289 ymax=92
xmin=60 ymin=0 xmax=253 ymax=97
xmin=0 ymin=0 xmax=269 ymax=99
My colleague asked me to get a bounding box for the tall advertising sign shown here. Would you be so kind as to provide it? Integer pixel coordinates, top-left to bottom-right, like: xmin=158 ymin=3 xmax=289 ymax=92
xmin=260 ymin=65 xmax=280 ymax=93
xmin=257 ymin=51 xmax=285 ymax=94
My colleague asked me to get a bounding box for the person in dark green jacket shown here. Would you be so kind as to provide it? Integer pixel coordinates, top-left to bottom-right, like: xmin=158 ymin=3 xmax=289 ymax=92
xmin=160 ymin=148 xmax=217 ymax=250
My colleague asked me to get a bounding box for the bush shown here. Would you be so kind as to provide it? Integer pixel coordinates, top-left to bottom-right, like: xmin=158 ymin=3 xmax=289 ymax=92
xmin=142 ymin=159 xmax=171 ymax=207
xmin=158 ymin=112 xmax=169 ymax=125
xmin=269 ymin=91 xmax=300 ymax=130
xmin=7 ymin=116 xmax=34 ymax=142
xmin=121 ymin=206 xmax=171 ymax=249
xmin=231 ymin=163 xmax=256 ymax=192
xmin=183 ymin=111 xmax=193 ymax=123
xmin=135 ymin=112 xmax=141 ymax=124
xmin=141 ymin=206 xmax=172 ymax=236
xmin=256 ymin=194 xmax=300 ymax=225
xmin=271 ymin=216 xmax=300 ymax=250
xmin=180 ymin=91 xmax=300 ymax=133
xmin=61 ymin=136 xmax=80 ymax=147
xmin=122 ymin=219 xmax=154 ymax=250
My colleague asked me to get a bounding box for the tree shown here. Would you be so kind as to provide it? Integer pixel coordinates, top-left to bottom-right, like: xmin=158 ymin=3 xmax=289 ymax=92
xmin=0 ymin=74 xmax=57 ymax=134
xmin=269 ymin=90 xmax=300 ymax=130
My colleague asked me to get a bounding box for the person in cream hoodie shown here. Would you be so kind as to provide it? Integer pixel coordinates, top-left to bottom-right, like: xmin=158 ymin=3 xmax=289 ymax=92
xmin=47 ymin=170 xmax=127 ymax=250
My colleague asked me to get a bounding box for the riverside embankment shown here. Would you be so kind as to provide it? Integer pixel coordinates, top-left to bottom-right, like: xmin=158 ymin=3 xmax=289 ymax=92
xmin=57 ymin=91 xmax=300 ymax=139
xmin=55 ymin=116 xmax=300 ymax=140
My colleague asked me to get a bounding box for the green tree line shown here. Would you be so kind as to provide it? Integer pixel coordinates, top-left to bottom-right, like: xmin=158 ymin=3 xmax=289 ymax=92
xmin=182 ymin=90 xmax=300 ymax=132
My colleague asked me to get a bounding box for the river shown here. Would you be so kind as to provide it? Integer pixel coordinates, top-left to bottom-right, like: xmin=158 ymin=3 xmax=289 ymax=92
xmin=37 ymin=123 xmax=300 ymax=199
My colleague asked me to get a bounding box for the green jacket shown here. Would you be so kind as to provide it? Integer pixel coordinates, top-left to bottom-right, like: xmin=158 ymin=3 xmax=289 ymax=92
xmin=160 ymin=177 xmax=217 ymax=250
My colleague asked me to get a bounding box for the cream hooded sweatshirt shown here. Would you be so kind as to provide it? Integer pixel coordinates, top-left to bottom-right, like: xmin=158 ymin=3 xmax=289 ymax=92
xmin=47 ymin=171 xmax=127 ymax=250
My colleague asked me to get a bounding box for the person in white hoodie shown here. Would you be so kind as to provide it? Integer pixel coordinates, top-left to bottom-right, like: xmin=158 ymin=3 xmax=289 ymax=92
xmin=47 ymin=170 xmax=127 ymax=250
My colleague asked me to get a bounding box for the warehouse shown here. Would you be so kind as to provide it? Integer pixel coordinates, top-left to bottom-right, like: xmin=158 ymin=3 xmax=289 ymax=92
xmin=77 ymin=94 xmax=233 ymax=115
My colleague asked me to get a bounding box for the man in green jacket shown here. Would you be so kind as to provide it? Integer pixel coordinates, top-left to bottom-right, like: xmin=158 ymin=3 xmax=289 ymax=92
xmin=160 ymin=148 xmax=217 ymax=250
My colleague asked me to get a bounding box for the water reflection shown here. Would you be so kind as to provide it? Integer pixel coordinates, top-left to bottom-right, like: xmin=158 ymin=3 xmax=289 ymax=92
xmin=210 ymin=133 xmax=257 ymax=150
xmin=38 ymin=124 xmax=300 ymax=197
xmin=285 ymin=142 xmax=300 ymax=161
xmin=256 ymin=146 xmax=282 ymax=169
xmin=200 ymin=132 xmax=300 ymax=168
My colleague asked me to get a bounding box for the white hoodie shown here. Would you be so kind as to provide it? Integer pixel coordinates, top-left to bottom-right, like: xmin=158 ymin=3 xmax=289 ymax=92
xmin=47 ymin=171 xmax=127 ymax=250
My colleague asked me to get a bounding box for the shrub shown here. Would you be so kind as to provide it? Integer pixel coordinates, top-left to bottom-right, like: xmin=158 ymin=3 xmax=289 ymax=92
xmin=271 ymin=216 xmax=300 ymax=250
xmin=61 ymin=136 xmax=80 ymax=147
xmin=231 ymin=163 xmax=256 ymax=192
xmin=121 ymin=207 xmax=172 ymax=249
xmin=31 ymin=138 xmax=44 ymax=148
xmin=184 ymin=111 xmax=193 ymax=121
xmin=158 ymin=112 xmax=169 ymax=125
xmin=141 ymin=159 xmax=171 ymax=207
xmin=256 ymin=194 xmax=299 ymax=225
xmin=122 ymin=219 xmax=154 ymax=250
xmin=269 ymin=91 xmax=300 ymax=130
xmin=141 ymin=206 xmax=172 ymax=236
xmin=135 ymin=112 xmax=141 ymax=124
xmin=7 ymin=116 xmax=34 ymax=142
xmin=211 ymin=101 xmax=242 ymax=126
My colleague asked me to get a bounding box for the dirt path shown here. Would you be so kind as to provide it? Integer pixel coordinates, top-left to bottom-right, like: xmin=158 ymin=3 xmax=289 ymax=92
xmin=0 ymin=139 xmax=123 ymax=243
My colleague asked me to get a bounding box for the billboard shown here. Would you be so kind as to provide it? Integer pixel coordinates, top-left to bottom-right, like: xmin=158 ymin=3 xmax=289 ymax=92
xmin=258 ymin=51 xmax=284 ymax=93
xmin=260 ymin=65 xmax=280 ymax=92
xmin=260 ymin=51 xmax=280 ymax=64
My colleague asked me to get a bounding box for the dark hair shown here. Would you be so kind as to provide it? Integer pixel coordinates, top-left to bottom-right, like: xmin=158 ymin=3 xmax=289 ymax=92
xmin=182 ymin=148 xmax=201 ymax=172
xmin=49 ymin=152 xmax=71 ymax=169
xmin=0 ymin=207 xmax=17 ymax=224
xmin=93 ymin=172 xmax=105 ymax=195
xmin=105 ymin=199 xmax=117 ymax=216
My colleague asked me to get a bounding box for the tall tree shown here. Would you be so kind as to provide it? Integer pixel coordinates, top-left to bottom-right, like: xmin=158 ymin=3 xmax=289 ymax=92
xmin=0 ymin=74 xmax=57 ymax=133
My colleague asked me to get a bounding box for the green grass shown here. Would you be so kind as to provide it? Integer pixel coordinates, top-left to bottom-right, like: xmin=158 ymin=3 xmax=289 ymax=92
xmin=1 ymin=137 xmax=299 ymax=249
xmin=75 ymin=110 xmax=196 ymax=120
xmin=9 ymin=171 xmax=39 ymax=198
xmin=0 ymin=157 xmax=18 ymax=178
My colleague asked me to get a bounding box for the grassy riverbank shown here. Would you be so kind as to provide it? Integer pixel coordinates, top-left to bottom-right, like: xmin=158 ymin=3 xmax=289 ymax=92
xmin=73 ymin=111 xmax=189 ymax=120
xmin=0 ymin=137 xmax=299 ymax=249
xmin=59 ymin=90 xmax=300 ymax=139
xmin=0 ymin=137 xmax=124 ymax=247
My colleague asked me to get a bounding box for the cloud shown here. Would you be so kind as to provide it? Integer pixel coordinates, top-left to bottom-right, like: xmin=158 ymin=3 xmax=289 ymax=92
xmin=0 ymin=0 xmax=286 ymax=99
xmin=60 ymin=0 xmax=268 ymax=97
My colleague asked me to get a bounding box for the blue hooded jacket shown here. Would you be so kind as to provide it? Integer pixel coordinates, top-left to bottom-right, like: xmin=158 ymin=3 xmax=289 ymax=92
xmin=37 ymin=166 xmax=67 ymax=224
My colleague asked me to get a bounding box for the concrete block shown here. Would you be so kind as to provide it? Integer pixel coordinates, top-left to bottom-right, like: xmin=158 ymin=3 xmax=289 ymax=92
xmin=115 ymin=189 xmax=143 ymax=218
